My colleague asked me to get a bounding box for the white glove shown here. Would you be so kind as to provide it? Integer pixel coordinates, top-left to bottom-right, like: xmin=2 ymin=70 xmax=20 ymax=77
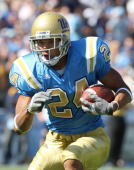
xmin=80 ymin=93 xmax=115 ymax=115
xmin=27 ymin=91 xmax=52 ymax=113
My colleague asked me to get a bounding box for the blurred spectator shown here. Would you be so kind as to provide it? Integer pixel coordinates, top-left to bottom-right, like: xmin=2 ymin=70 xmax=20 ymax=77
xmin=3 ymin=87 xmax=27 ymax=164
xmin=0 ymin=43 xmax=9 ymax=107
xmin=59 ymin=5 xmax=83 ymax=40
xmin=26 ymin=112 xmax=48 ymax=162
xmin=106 ymin=110 xmax=127 ymax=167
xmin=0 ymin=63 xmax=7 ymax=107
xmin=126 ymin=0 xmax=134 ymax=35
xmin=105 ymin=6 xmax=129 ymax=43
xmin=105 ymin=36 xmax=134 ymax=167
xmin=111 ymin=35 xmax=134 ymax=69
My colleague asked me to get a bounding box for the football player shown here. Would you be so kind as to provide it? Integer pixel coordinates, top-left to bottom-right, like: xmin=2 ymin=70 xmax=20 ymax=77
xmin=9 ymin=12 xmax=132 ymax=170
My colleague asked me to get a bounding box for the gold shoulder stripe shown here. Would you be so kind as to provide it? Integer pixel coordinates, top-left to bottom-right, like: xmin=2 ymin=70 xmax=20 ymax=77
xmin=86 ymin=37 xmax=98 ymax=73
xmin=15 ymin=57 xmax=42 ymax=89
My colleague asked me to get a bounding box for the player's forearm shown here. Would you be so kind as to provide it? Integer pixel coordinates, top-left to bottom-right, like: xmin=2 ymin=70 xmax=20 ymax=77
xmin=14 ymin=95 xmax=34 ymax=134
xmin=113 ymin=89 xmax=132 ymax=116
xmin=14 ymin=106 xmax=34 ymax=134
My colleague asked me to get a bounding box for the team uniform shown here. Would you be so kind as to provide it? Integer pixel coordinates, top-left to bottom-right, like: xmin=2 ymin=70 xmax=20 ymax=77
xmin=9 ymin=37 xmax=110 ymax=170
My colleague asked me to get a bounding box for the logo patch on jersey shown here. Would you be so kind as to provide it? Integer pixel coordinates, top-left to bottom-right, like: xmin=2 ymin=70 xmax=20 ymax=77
xmin=10 ymin=73 xmax=19 ymax=86
xmin=100 ymin=44 xmax=110 ymax=61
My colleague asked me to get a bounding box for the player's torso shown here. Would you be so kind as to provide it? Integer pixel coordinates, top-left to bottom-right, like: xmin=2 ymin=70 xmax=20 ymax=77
xmin=35 ymin=37 xmax=104 ymax=134
xmin=11 ymin=37 xmax=111 ymax=134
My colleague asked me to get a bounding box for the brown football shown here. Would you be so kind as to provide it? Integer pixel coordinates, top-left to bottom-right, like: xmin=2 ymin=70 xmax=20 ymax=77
xmin=81 ymin=84 xmax=115 ymax=103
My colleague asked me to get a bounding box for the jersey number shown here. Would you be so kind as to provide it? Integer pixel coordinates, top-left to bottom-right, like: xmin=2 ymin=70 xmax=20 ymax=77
xmin=100 ymin=44 xmax=110 ymax=61
xmin=48 ymin=78 xmax=88 ymax=118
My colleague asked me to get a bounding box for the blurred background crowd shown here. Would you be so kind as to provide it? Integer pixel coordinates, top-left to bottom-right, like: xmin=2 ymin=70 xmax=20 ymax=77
xmin=0 ymin=0 xmax=134 ymax=167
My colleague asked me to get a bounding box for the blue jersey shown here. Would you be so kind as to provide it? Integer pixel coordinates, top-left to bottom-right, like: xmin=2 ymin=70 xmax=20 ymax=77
xmin=9 ymin=37 xmax=111 ymax=134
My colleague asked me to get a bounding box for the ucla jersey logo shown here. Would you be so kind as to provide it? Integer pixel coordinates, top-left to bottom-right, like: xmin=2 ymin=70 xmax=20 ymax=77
xmin=10 ymin=73 xmax=19 ymax=87
xmin=100 ymin=44 xmax=110 ymax=62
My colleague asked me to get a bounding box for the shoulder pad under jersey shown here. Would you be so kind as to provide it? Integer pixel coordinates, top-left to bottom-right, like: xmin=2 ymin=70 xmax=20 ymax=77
xmin=84 ymin=36 xmax=110 ymax=73
xmin=9 ymin=53 xmax=42 ymax=96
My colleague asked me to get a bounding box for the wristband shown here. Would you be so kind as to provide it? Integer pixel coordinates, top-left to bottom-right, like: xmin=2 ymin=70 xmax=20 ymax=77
xmin=14 ymin=114 xmax=28 ymax=134
xmin=116 ymin=88 xmax=133 ymax=100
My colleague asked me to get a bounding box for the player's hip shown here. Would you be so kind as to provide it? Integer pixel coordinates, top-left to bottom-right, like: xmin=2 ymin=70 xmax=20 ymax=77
xmin=45 ymin=127 xmax=110 ymax=148
xmin=28 ymin=127 xmax=110 ymax=170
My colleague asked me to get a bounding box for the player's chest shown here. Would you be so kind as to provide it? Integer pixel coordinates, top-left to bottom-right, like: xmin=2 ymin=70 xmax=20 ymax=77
xmin=38 ymin=68 xmax=95 ymax=104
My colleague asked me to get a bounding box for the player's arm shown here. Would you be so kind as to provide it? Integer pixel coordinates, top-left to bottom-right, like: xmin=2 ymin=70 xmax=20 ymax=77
xmin=81 ymin=68 xmax=132 ymax=116
xmin=100 ymin=67 xmax=132 ymax=116
xmin=81 ymin=38 xmax=132 ymax=116
xmin=14 ymin=95 xmax=34 ymax=134
xmin=14 ymin=91 xmax=52 ymax=134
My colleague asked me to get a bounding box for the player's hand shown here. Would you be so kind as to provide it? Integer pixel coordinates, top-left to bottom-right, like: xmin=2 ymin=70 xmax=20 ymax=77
xmin=80 ymin=93 xmax=115 ymax=115
xmin=27 ymin=91 xmax=52 ymax=113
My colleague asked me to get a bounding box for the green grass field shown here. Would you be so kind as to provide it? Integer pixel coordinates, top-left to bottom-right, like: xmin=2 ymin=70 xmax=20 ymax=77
xmin=0 ymin=165 xmax=28 ymax=170
xmin=0 ymin=165 xmax=133 ymax=170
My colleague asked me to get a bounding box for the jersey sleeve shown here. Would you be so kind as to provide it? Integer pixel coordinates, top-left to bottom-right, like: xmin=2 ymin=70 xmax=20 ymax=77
xmin=9 ymin=62 xmax=36 ymax=97
xmin=95 ymin=38 xmax=111 ymax=80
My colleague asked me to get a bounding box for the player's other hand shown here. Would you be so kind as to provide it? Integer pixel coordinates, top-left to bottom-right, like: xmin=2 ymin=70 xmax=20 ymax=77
xmin=80 ymin=93 xmax=114 ymax=115
xmin=27 ymin=90 xmax=52 ymax=113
